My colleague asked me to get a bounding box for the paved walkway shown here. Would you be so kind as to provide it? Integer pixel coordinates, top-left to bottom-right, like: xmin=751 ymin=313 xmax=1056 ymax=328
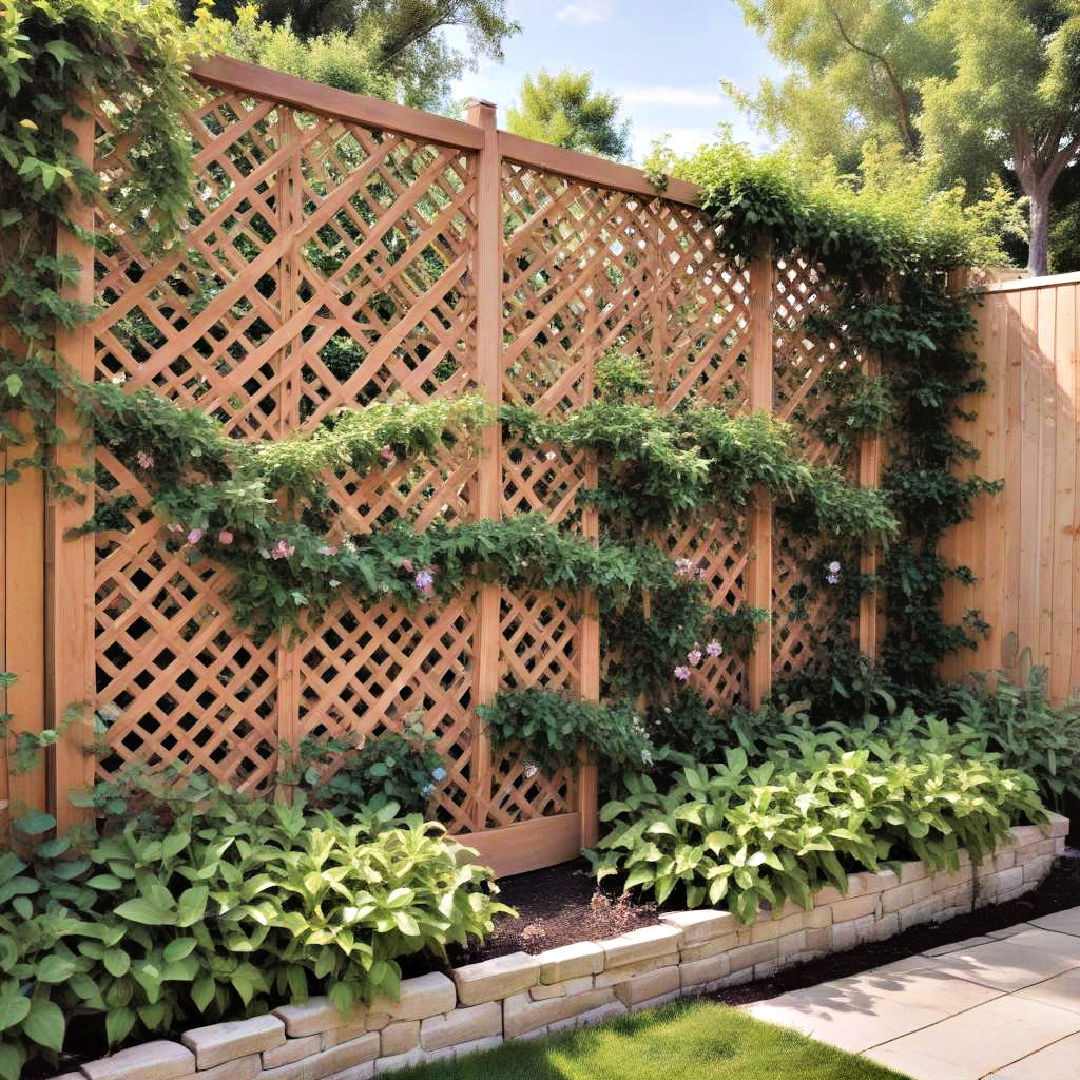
xmin=746 ymin=907 xmax=1080 ymax=1079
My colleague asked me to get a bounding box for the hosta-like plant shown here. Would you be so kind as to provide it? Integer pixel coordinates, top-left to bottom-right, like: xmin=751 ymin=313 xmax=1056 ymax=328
xmin=591 ymin=744 xmax=1045 ymax=924
xmin=0 ymin=797 xmax=511 ymax=1079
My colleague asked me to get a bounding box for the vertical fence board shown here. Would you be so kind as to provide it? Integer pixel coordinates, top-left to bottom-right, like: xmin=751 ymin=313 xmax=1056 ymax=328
xmin=748 ymin=244 xmax=773 ymax=707
xmin=49 ymin=110 xmax=97 ymax=831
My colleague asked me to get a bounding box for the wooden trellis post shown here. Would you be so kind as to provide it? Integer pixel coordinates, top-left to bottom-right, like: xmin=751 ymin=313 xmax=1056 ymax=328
xmin=748 ymin=241 xmax=774 ymax=707
xmin=49 ymin=109 xmax=97 ymax=832
xmin=466 ymin=100 xmax=501 ymax=835
xmin=859 ymin=352 xmax=884 ymax=658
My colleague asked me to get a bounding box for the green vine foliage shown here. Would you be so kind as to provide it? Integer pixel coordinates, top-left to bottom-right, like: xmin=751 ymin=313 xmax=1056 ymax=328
xmin=0 ymin=0 xmax=218 ymax=489
xmin=679 ymin=140 xmax=1005 ymax=704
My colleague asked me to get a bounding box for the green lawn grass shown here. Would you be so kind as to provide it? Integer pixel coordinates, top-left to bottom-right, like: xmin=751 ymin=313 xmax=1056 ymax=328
xmin=392 ymin=999 xmax=909 ymax=1080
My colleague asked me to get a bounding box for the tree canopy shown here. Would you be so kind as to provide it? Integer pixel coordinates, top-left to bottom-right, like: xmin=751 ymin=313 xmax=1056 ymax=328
xmin=506 ymin=69 xmax=632 ymax=160
xmin=191 ymin=0 xmax=519 ymax=111
xmin=733 ymin=0 xmax=1080 ymax=274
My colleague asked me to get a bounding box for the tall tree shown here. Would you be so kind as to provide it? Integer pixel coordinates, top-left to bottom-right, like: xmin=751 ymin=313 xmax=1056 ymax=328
xmin=733 ymin=0 xmax=1080 ymax=275
xmin=507 ymin=69 xmax=632 ymax=160
xmin=185 ymin=0 xmax=519 ymax=111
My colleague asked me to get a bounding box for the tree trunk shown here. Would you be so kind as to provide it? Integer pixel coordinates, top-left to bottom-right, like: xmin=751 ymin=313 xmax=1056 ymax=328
xmin=1028 ymin=188 xmax=1050 ymax=277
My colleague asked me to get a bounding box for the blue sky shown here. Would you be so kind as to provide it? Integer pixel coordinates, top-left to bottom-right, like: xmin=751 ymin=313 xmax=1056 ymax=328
xmin=448 ymin=0 xmax=780 ymax=164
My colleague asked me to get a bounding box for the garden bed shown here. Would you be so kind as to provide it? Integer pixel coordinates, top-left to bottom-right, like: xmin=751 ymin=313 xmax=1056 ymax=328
xmin=54 ymin=815 xmax=1067 ymax=1080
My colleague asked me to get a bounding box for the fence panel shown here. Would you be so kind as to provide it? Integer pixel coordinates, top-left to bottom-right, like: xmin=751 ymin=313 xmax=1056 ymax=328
xmin=941 ymin=272 xmax=1080 ymax=700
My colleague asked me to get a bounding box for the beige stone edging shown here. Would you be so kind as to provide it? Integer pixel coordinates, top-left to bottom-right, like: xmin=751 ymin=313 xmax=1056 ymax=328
xmin=61 ymin=813 xmax=1069 ymax=1080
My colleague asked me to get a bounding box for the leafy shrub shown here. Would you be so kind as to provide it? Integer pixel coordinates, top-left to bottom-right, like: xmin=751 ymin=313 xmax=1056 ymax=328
xmin=0 ymin=796 xmax=511 ymax=1079
xmin=921 ymin=670 xmax=1080 ymax=810
xmin=291 ymin=714 xmax=446 ymax=817
xmin=591 ymin=742 xmax=1044 ymax=923
xmin=478 ymin=689 xmax=654 ymax=772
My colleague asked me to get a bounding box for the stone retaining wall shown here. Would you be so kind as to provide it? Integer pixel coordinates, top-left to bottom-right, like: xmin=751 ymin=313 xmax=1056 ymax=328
xmin=59 ymin=813 xmax=1069 ymax=1080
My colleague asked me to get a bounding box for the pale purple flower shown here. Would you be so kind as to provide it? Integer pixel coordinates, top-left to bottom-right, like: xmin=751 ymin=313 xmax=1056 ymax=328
xmin=415 ymin=570 xmax=434 ymax=591
xmin=136 ymin=450 xmax=153 ymax=470
xmin=687 ymin=649 xmax=703 ymax=666
xmin=523 ymin=761 xmax=539 ymax=779
xmin=271 ymin=540 xmax=295 ymax=560
xmin=826 ymin=573 xmax=841 ymax=585
xmin=674 ymin=558 xmax=694 ymax=579
xmin=318 ymin=543 xmax=338 ymax=556
xmin=329 ymin=578 xmax=341 ymax=587
xmin=673 ymin=666 xmax=691 ymax=682
xmin=828 ymin=560 xmax=842 ymax=574
xmin=218 ymin=529 xmax=233 ymax=545
xmin=706 ymin=640 xmax=723 ymax=658
xmin=381 ymin=444 xmax=395 ymax=462
xmin=186 ymin=527 xmax=203 ymax=544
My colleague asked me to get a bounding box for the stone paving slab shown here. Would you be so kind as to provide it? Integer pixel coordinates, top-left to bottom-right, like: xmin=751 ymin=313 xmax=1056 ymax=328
xmin=985 ymin=1032 xmax=1080 ymax=1079
xmin=863 ymin=996 xmax=1080 ymax=1080
xmin=747 ymin=906 xmax=1080 ymax=1080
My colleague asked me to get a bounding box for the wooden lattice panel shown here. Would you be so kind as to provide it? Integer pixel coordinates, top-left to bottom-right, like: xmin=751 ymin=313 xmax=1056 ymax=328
xmin=297 ymin=595 xmax=477 ymax=832
xmin=502 ymin=162 xmax=750 ymax=414
xmin=94 ymin=448 xmax=277 ymax=788
xmin=662 ymin=519 xmax=749 ymax=710
xmin=89 ymin=82 xmax=483 ymax=796
xmin=772 ymin=257 xmax=846 ymax=465
xmin=502 ymin=442 xmax=586 ymax=525
xmin=91 ymin=89 xmax=479 ymax=438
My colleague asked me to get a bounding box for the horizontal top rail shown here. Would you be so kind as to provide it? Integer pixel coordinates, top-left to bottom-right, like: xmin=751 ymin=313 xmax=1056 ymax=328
xmin=977 ymin=269 xmax=1077 ymax=294
xmin=497 ymin=132 xmax=702 ymax=208
xmin=186 ymin=54 xmax=705 ymax=208
xmin=189 ymin=56 xmax=486 ymax=150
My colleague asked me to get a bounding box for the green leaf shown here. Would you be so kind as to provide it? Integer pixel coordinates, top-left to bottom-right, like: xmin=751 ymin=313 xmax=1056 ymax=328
xmin=0 ymin=994 xmax=30 ymax=1033
xmin=176 ymin=886 xmax=209 ymax=927
xmin=23 ymin=999 xmax=64 ymax=1050
xmin=36 ymin=955 xmax=76 ymax=983
xmin=114 ymin=898 xmax=175 ymax=926
xmin=14 ymin=810 xmax=55 ymax=835
xmin=102 ymin=947 xmax=130 ymax=977
xmin=163 ymin=938 xmax=197 ymax=963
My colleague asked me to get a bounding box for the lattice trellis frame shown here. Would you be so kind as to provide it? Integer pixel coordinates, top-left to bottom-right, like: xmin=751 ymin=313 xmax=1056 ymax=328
xmin=770 ymin=256 xmax=868 ymax=678
xmin=28 ymin=64 xmax=885 ymax=862
xmin=88 ymin=82 xmax=490 ymax=827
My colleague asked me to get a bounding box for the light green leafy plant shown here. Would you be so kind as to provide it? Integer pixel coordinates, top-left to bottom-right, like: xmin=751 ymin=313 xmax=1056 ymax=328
xmin=590 ymin=742 xmax=1044 ymax=923
xmin=0 ymin=796 xmax=511 ymax=1078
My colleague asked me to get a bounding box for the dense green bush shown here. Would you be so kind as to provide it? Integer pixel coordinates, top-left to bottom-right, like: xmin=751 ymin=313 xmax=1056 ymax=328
xmin=478 ymin=689 xmax=655 ymax=773
xmin=0 ymin=796 xmax=510 ymax=1079
xmin=590 ymin=740 xmax=1044 ymax=923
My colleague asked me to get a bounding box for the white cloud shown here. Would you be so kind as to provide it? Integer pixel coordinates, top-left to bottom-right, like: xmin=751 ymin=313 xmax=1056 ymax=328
xmin=556 ymin=0 xmax=615 ymax=25
xmin=621 ymin=86 xmax=726 ymax=109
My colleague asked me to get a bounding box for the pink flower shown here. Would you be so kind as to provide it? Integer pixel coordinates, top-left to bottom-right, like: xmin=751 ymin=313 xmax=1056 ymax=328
xmin=136 ymin=450 xmax=154 ymax=470
xmin=673 ymin=666 xmax=691 ymax=681
xmin=688 ymin=649 xmax=703 ymax=666
xmin=217 ymin=530 xmax=233 ymax=545
xmin=318 ymin=543 xmax=338 ymax=556
xmin=401 ymin=558 xmax=414 ymax=573
xmin=271 ymin=540 xmax=295 ymax=560
xmin=381 ymin=444 xmax=395 ymax=462
xmin=186 ymin=527 xmax=203 ymax=544
xmin=706 ymin=641 xmax=723 ymax=658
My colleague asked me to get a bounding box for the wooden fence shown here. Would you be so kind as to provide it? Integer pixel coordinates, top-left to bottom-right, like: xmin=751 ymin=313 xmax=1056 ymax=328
xmin=942 ymin=270 xmax=1080 ymax=701
xmin=0 ymin=56 xmax=877 ymax=873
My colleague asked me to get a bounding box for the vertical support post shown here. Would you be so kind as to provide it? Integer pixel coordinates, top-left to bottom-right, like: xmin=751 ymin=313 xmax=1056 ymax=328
xmin=466 ymin=100 xmax=501 ymax=833
xmin=49 ymin=109 xmax=97 ymax=832
xmin=859 ymin=352 xmax=884 ymax=658
xmin=747 ymin=240 xmax=774 ymax=709
xmin=274 ymin=108 xmax=301 ymax=796
xmin=576 ymin=304 xmax=601 ymax=853
xmin=1 ymin=419 xmax=48 ymax=821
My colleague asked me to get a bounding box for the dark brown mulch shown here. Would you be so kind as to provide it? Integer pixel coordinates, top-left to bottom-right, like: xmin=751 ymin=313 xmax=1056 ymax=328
xmin=446 ymin=857 xmax=659 ymax=965
xmin=709 ymin=848 xmax=1080 ymax=1007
